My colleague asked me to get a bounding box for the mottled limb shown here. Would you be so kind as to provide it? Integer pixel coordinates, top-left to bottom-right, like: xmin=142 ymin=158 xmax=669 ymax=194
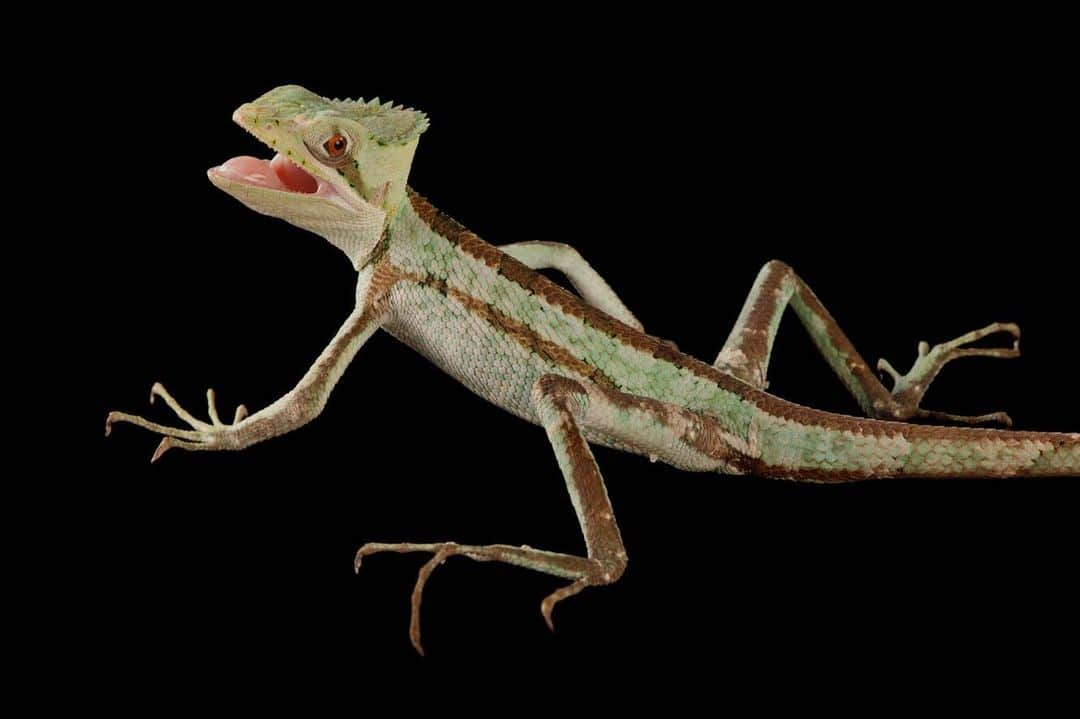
xmin=500 ymin=241 xmax=644 ymax=331
xmin=105 ymin=306 xmax=383 ymax=461
xmin=356 ymin=374 xmax=655 ymax=654
xmin=715 ymin=260 xmax=1019 ymax=425
xmin=355 ymin=376 xmax=754 ymax=653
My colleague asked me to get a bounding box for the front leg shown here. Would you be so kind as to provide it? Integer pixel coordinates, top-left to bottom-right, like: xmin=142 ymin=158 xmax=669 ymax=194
xmin=106 ymin=269 xmax=390 ymax=460
xmin=355 ymin=375 xmax=750 ymax=654
xmin=499 ymin=241 xmax=645 ymax=331
xmin=355 ymin=375 xmax=627 ymax=654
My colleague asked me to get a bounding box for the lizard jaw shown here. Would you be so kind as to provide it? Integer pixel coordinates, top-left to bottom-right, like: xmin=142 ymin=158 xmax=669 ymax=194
xmin=206 ymin=149 xmax=389 ymax=269
xmin=209 ymin=154 xmax=344 ymax=203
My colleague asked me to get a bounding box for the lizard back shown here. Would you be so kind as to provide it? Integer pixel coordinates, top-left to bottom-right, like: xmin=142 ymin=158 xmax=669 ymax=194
xmin=381 ymin=190 xmax=1079 ymax=480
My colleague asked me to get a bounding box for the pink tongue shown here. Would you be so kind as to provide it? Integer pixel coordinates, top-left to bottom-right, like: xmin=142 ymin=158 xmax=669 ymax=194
xmin=218 ymin=156 xmax=281 ymax=188
xmin=271 ymin=154 xmax=318 ymax=193
xmin=216 ymin=154 xmax=319 ymax=194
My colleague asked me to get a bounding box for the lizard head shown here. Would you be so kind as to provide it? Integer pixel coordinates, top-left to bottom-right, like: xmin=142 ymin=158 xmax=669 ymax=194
xmin=208 ymin=85 xmax=428 ymax=269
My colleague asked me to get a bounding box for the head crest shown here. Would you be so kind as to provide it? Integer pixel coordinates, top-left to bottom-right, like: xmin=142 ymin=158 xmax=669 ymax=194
xmin=249 ymin=85 xmax=429 ymax=145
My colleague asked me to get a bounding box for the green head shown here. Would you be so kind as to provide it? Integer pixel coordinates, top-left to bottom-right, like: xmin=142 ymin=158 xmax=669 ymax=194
xmin=208 ymin=85 xmax=428 ymax=268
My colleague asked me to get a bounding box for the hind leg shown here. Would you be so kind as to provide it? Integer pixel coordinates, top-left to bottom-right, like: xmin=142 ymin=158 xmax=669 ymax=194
xmin=715 ymin=260 xmax=1019 ymax=425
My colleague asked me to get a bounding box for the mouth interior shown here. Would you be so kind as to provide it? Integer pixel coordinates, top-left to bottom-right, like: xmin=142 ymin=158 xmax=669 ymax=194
xmin=214 ymin=154 xmax=333 ymax=196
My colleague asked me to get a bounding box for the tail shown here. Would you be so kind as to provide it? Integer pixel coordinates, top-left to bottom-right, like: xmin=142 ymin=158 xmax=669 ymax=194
xmin=748 ymin=402 xmax=1079 ymax=481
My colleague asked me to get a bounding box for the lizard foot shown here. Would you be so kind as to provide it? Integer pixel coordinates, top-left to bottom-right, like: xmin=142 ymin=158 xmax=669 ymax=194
xmin=875 ymin=322 xmax=1020 ymax=426
xmin=105 ymin=382 xmax=249 ymax=461
xmin=355 ymin=540 xmax=605 ymax=655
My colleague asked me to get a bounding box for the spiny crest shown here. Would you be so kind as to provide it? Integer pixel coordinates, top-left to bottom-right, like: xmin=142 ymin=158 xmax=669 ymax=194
xmin=332 ymin=96 xmax=430 ymax=146
xmin=250 ymin=85 xmax=429 ymax=145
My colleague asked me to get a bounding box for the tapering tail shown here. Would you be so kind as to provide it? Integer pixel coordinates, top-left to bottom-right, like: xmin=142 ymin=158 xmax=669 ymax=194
xmin=749 ymin=401 xmax=1079 ymax=481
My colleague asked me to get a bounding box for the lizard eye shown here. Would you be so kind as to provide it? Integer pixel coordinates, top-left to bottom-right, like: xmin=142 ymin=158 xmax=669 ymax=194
xmin=306 ymin=131 xmax=354 ymax=167
xmin=324 ymin=133 xmax=348 ymax=158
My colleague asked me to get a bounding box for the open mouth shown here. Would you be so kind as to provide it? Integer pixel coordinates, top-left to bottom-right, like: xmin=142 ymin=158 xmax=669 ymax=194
xmin=211 ymin=154 xmax=341 ymax=199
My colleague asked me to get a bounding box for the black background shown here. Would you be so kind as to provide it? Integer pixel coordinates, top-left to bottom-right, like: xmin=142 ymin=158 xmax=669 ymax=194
xmin=73 ymin=10 xmax=1077 ymax=694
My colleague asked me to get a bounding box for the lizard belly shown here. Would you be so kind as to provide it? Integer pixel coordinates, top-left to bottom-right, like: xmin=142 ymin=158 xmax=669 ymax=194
xmin=383 ymin=283 xmax=577 ymax=423
xmin=381 ymin=281 xmax=747 ymax=466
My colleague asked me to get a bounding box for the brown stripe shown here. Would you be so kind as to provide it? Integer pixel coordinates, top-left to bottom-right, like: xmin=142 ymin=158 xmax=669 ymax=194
xmin=589 ymin=383 xmax=750 ymax=470
xmin=744 ymin=454 xmax=1079 ymax=483
xmin=405 ymin=189 xmax=1076 ymax=447
xmin=728 ymin=259 xmax=790 ymax=384
xmin=405 ymin=189 xmax=744 ymax=379
xmin=397 ymin=269 xmax=617 ymax=390
xmin=754 ymin=397 xmax=1080 ymax=444
xmin=534 ymin=374 xmax=589 ymax=402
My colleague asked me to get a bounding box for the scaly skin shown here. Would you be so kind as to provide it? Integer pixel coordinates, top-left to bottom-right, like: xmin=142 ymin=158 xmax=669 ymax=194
xmin=105 ymin=86 xmax=1079 ymax=653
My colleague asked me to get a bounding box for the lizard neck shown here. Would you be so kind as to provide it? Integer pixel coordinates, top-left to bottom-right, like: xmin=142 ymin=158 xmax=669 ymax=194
xmin=383 ymin=187 xmax=445 ymax=264
xmin=345 ymin=192 xmax=415 ymax=273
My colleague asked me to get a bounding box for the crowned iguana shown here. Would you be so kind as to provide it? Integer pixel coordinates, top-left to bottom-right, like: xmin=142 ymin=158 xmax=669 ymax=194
xmin=106 ymin=85 xmax=1079 ymax=654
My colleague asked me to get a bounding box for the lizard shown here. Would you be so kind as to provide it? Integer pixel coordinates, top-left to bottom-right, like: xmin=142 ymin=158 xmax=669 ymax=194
xmin=105 ymin=85 xmax=1079 ymax=654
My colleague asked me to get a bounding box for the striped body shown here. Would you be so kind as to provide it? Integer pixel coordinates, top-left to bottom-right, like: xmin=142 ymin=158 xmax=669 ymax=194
xmin=381 ymin=191 xmax=1079 ymax=481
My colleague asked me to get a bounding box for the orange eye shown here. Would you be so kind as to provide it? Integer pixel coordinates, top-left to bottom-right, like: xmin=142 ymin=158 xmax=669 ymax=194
xmin=323 ymin=133 xmax=348 ymax=158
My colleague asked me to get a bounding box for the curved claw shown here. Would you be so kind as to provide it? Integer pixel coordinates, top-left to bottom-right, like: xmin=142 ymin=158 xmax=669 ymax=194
xmin=540 ymin=578 xmax=589 ymax=633
xmin=940 ymin=321 xmax=1020 ymax=353
xmin=207 ymin=389 xmax=222 ymax=426
xmin=151 ymin=435 xmax=211 ymax=463
xmin=354 ymin=541 xmax=445 ymax=573
xmin=152 ymin=436 xmax=173 ymax=463
xmin=105 ymin=411 xmax=203 ymax=441
xmin=409 ymin=545 xmax=458 ymax=656
xmin=208 ymin=389 xmax=248 ymax=427
xmin=876 ymin=357 xmax=902 ymax=386
xmin=352 ymin=541 xmax=460 ymax=655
